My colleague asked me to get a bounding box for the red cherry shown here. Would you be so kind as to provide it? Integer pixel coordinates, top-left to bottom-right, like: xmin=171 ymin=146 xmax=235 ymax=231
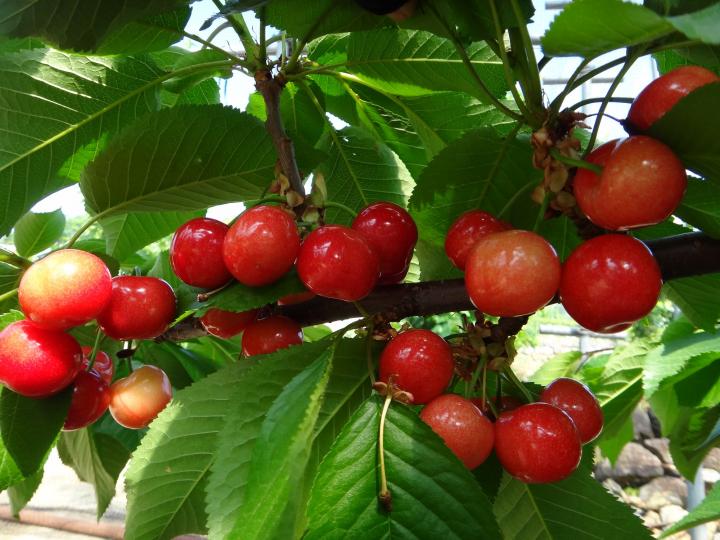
xmin=540 ymin=378 xmax=603 ymax=444
xmin=574 ymin=137 xmax=687 ymax=230
xmin=63 ymin=369 xmax=111 ymax=431
xmin=351 ymin=202 xmax=418 ymax=284
xmin=495 ymin=402 xmax=582 ymax=483
xmin=241 ymin=316 xmax=303 ymax=357
xmin=19 ymin=249 xmax=112 ymax=331
xmin=0 ymin=320 xmax=82 ymax=397
xmin=420 ymin=394 xmax=494 ymax=469
xmin=170 ymin=217 xmax=232 ymax=289
xmin=628 ymin=66 xmax=719 ymax=131
xmin=296 ymin=225 xmax=380 ymax=301
xmin=97 ymin=276 xmax=176 ymax=341
xmin=109 ymin=365 xmax=172 ymax=429
xmin=378 ymin=329 xmax=454 ymax=405
xmin=465 ymin=230 xmax=560 ymax=317
xmin=445 ymin=210 xmax=510 ymax=270
xmin=277 ymin=290 xmax=316 ymax=305
xmin=222 ymin=205 xmax=300 ymax=287
xmin=200 ymin=308 xmax=258 ymax=338
xmin=560 ymin=235 xmax=662 ymax=333
xmin=80 ymin=346 xmax=114 ymax=384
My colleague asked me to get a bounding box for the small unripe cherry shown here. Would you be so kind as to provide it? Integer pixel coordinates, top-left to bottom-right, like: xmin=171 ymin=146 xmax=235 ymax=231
xmin=63 ymin=369 xmax=111 ymax=431
xmin=170 ymin=217 xmax=232 ymax=289
xmin=80 ymin=346 xmax=114 ymax=384
xmin=200 ymin=308 xmax=258 ymax=339
xmin=420 ymin=394 xmax=494 ymax=469
xmin=445 ymin=210 xmax=510 ymax=270
xmin=241 ymin=316 xmax=303 ymax=357
xmin=540 ymin=378 xmax=603 ymax=444
xmin=378 ymin=329 xmax=454 ymax=405
xmin=109 ymin=365 xmax=172 ymax=429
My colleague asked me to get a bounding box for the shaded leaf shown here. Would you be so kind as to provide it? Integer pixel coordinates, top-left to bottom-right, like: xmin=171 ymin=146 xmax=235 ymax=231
xmin=95 ymin=8 xmax=191 ymax=55
xmin=675 ymin=177 xmax=720 ymax=238
xmin=664 ymin=274 xmax=720 ymax=332
xmin=13 ymin=210 xmax=65 ymax=257
xmin=7 ymin=467 xmax=42 ymax=517
xmin=530 ymin=351 xmax=582 ymax=386
xmin=668 ymin=3 xmax=720 ymax=45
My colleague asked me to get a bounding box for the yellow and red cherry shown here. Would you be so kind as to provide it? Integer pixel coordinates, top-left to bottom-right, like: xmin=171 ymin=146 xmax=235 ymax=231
xmin=108 ymin=365 xmax=172 ymax=429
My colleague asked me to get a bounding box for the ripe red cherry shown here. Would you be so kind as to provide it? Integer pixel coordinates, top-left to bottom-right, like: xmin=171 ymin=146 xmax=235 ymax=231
xmin=560 ymin=235 xmax=662 ymax=333
xmin=420 ymin=394 xmax=494 ymax=469
xmin=63 ymin=369 xmax=111 ymax=431
xmin=109 ymin=365 xmax=172 ymax=429
xmin=170 ymin=217 xmax=232 ymax=289
xmin=80 ymin=346 xmax=114 ymax=384
xmin=540 ymin=378 xmax=603 ymax=444
xmin=241 ymin=316 xmax=303 ymax=357
xmin=574 ymin=137 xmax=687 ymax=230
xmin=351 ymin=202 xmax=418 ymax=284
xmin=628 ymin=66 xmax=719 ymax=131
xmin=296 ymin=225 xmax=380 ymax=301
xmin=222 ymin=205 xmax=300 ymax=287
xmin=0 ymin=320 xmax=82 ymax=397
xmin=97 ymin=276 xmax=176 ymax=341
xmin=277 ymin=290 xmax=316 ymax=305
xmin=19 ymin=249 xmax=112 ymax=331
xmin=200 ymin=308 xmax=258 ymax=338
xmin=378 ymin=329 xmax=454 ymax=404
xmin=445 ymin=210 xmax=510 ymax=270
xmin=495 ymin=402 xmax=582 ymax=483
xmin=465 ymin=230 xmax=560 ymax=317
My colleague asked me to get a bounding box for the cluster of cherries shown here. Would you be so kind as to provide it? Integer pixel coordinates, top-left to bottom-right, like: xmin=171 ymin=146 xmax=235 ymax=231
xmin=0 ymin=249 xmax=174 ymax=430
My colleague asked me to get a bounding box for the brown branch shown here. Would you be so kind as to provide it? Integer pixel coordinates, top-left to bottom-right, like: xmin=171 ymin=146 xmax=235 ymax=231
xmin=160 ymin=232 xmax=720 ymax=341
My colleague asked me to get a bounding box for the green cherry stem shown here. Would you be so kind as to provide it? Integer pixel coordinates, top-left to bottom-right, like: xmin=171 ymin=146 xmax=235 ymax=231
xmin=549 ymin=147 xmax=603 ymax=175
xmin=323 ymin=201 xmax=358 ymax=219
xmin=503 ymin=365 xmax=534 ymax=403
xmin=366 ymin=321 xmax=376 ymax=385
xmin=378 ymin=390 xmax=394 ymax=512
xmin=532 ymin=191 xmax=551 ymax=233
xmin=85 ymin=328 xmax=104 ymax=371
xmin=0 ymin=288 xmax=18 ymax=304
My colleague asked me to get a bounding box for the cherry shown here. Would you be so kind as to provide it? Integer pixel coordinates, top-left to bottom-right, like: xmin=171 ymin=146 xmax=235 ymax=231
xmin=574 ymin=137 xmax=687 ymax=230
xmin=351 ymin=202 xmax=418 ymax=284
xmin=420 ymin=394 xmax=494 ymax=469
xmin=63 ymin=369 xmax=111 ymax=431
xmin=170 ymin=217 xmax=232 ymax=289
xmin=495 ymin=402 xmax=582 ymax=483
xmin=222 ymin=205 xmax=300 ymax=287
xmin=378 ymin=329 xmax=454 ymax=405
xmin=277 ymin=290 xmax=316 ymax=306
xmin=540 ymin=378 xmax=603 ymax=444
xmin=628 ymin=66 xmax=719 ymax=131
xmin=241 ymin=316 xmax=303 ymax=357
xmin=465 ymin=230 xmax=561 ymax=317
xmin=560 ymin=234 xmax=662 ymax=333
xmin=109 ymin=365 xmax=172 ymax=429
xmin=80 ymin=346 xmax=114 ymax=384
xmin=296 ymin=225 xmax=380 ymax=301
xmin=445 ymin=210 xmax=510 ymax=270
xmin=0 ymin=320 xmax=82 ymax=397
xmin=19 ymin=249 xmax=112 ymax=331
xmin=200 ymin=308 xmax=258 ymax=339
xmin=97 ymin=276 xmax=176 ymax=341
xmin=471 ymin=395 xmax=524 ymax=417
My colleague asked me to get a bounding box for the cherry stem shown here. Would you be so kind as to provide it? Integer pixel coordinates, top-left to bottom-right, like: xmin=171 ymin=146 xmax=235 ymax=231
xmin=196 ymin=281 xmax=232 ymax=302
xmin=0 ymin=248 xmax=31 ymax=270
xmin=481 ymin=362 xmax=488 ymax=410
xmin=244 ymin=194 xmax=288 ymax=208
xmin=0 ymin=288 xmax=18 ymax=304
xmin=503 ymin=366 xmax=534 ymax=404
xmin=86 ymin=328 xmax=104 ymax=371
xmin=353 ymin=301 xmax=370 ymax=318
xmin=532 ymin=191 xmax=551 ymax=232
xmin=323 ymin=201 xmax=358 ymax=219
xmin=568 ymin=96 xmax=635 ymax=111
xmin=549 ymin=147 xmax=602 ymax=175
xmin=366 ymin=321 xmax=376 ymax=385
xmin=378 ymin=391 xmax=393 ymax=512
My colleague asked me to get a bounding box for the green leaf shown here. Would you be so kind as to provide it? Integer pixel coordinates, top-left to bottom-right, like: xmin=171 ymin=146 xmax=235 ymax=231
xmin=664 ymin=274 xmax=720 ymax=331
xmin=0 ymin=437 xmax=24 ymax=491
xmin=0 ymin=386 xmax=72 ymax=476
xmin=541 ymin=0 xmax=673 ymax=57
xmin=493 ymin=461 xmax=651 ymax=539
xmin=7 ymin=467 xmax=42 ymax=517
xmin=80 ymin=106 xmax=275 ymax=217
xmin=668 ymin=3 xmax=720 ymax=45
xmin=0 ymin=49 xmax=162 ymax=235
xmin=147 ymin=250 xmax=200 ymax=315
xmin=163 ymin=49 xmax=233 ymax=94
xmin=675 ymin=177 xmax=720 ymax=238
xmin=13 ymin=210 xmax=65 ymax=257
xmin=346 ymin=29 xmax=506 ymax=102
xmin=0 ymin=0 xmax=189 ymax=52
xmin=654 ymin=46 xmax=720 ymax=76
xmin=57 ymin=428 xmax=130 ymax=519
xmin=265 ymin=0 xmax=381 ymax=41
xmin=94 ymin=8 xmax=191 ymax=55
xmin=530 ymin=352 xmax=582 ymax=386
xmin=662 ymin=479 xmax=720 ymax=536
xmin=281 ymin=81 xmax=327 ymax=171
xmin=0 ymin=265 xmax=21 ymax=312
xmin=305 ymin=397 xmax=501 ymax=538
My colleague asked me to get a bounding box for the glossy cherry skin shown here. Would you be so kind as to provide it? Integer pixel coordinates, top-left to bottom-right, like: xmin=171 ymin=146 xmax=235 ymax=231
xmin=540 ymin=378 xmax=603 ymax=444
xmin=379 ymin=329 xmax=454 ymax=405
xmin=97 ymin=276 xmax=176 ymax=341
xmin=0 ymin=320 xmax=82 ymax=397
xmin=80 ymin=346 xmax=114 ymax=384
xmin=560 ymin=235 xmax=662 ymax=333
xmin=465 ymin=230 xmax=561 ymax=317
xmin=351 ymin=202 xmax=418 ymax=284
xmin=200 ymin=308 xmax=258 ymax=339
xmin=277 ymin=290 xmax=316 ymax=305
xmin=109 ymin=365 xmax=172 ymax=429
xmin=445 ymin=210 xmax=511 ymax=270
xmin=223 ymin=205 xmax=301 ymax=287
xmin=19 ymin=249 xmax=112 ymax=331
xmin=241 ymin=316 xmax=303 ymax=357
xmin=297 ymin=225 xmax=380 ymax=301
xmin=420 ymin=394 xmax=494 ymax=469
xmin=495 ymin=402 xmax=582 ymax=483
xmin=628 ymin=66 xmax=719 ymax=131
xmin=63 ymin=369 xmax=111 ymax=431
xmin=170 ymin=217 xmax=232 ymax=289
xmin=574 ymin=137 xmax=687 ymax=231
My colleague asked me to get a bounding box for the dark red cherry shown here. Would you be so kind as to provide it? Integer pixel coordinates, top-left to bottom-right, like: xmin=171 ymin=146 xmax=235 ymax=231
xmin=540 ymin=378 xmax=603 ymax=444
xmin=63 ymin=369 xmax=111 ymax=431
xmin=445 ymin=210 xmax=510 ymax=270
xmin=200 ymin=308 xmax=258 ymax=339
xmin=241 ymin=316 xmax=303 ymax=357
xmin=170 ymin=217 xmax=232 ymax=289
xmin=277 ymin=291 xmax=316 ymax=305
